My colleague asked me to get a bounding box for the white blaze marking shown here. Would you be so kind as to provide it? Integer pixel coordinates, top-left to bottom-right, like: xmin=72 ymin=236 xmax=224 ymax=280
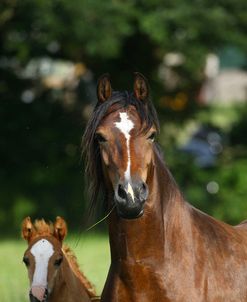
xmin=31 ymin=239 xmax=54 ymax=287
xmin=127 ymin=182 xmax=135 ymax=200
xmin=115 ymin=112 xmax=135 ymax=201
xmin=115 ymin=112 xmax=134 ymax=182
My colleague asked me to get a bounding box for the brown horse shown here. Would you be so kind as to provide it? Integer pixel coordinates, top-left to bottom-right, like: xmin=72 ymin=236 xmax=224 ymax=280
xmin=83 ymin=73 xmax=247 ymax=302
xmin=22 ymin=216 xmax=99 ymax=302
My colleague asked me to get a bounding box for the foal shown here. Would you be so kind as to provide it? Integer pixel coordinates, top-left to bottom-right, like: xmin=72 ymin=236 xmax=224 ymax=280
xmin=83 ymin=73 xmax=247 ymax=302
xmin=22 ymin=216 xmax=99 ymax=302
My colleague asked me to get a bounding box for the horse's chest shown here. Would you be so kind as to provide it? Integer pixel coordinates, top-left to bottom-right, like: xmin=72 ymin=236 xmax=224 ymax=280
xmin=104 ymin=263 xmax=169 ymax=302
xmin=119 ymin=263 xmax=247 ymax=302
xmin=163 ymin=260 xmax=247 ymax=302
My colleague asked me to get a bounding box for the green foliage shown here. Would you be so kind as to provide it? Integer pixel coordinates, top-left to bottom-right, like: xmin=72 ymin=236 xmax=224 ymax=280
xmin=172 ymin=157 xmax=247 ymax=225
xmin=1 ymin=0 xmax=247 ymax=77
xmin=0 ymin=90 xmax=87 ymax=233
xmin=0 ymin=0 xmax=135 ymax=61
xmin=163 ymin=104 xmax=247 ymax=225
xmin=213 ymin=159 xmax=247 ymax=223
xmin=1 ymin=1 xmax=247 ymax=233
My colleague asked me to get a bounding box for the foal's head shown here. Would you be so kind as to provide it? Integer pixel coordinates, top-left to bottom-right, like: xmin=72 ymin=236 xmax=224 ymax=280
xmin=22 ymin=217 xmax=67 ymax=302
xmin=83 ymin=73 xmax=159 ymax=219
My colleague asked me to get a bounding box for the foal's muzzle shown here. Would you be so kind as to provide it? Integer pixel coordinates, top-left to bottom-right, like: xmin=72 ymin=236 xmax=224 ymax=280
xmin=114 ymin=180 xmax=148 ymax=219
xmin=29 ymin=288 xmax=48 ymax=302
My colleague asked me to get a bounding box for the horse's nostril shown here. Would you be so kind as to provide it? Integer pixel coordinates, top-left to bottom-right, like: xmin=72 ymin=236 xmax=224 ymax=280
xmin=118 ymin=184 xmax=126 ymax=200
xmin=139 ymin=182 xmax=148 ymax=201
xmin=140 ymin=182 xmax=147 ymax=194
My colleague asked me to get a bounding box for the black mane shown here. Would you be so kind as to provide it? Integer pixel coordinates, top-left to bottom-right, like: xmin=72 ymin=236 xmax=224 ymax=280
xmin=82 ymin=91 xmax=160 ymax=211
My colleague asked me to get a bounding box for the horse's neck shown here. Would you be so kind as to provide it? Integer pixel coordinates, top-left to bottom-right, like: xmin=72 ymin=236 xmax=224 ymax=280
xmin=108 ymin=148 xmax=191 ymax=265
xmin=51 ymin=255 xmax=91 ymax=302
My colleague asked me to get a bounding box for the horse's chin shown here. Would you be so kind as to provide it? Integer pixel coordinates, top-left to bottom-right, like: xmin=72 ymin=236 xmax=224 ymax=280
xmin=117 ymin=208 xmax=144 ymax=220
xmin=29 ymin=295 xmax=48 ymax=302
xmin=114 ymin=194 xmax=146 ymax=220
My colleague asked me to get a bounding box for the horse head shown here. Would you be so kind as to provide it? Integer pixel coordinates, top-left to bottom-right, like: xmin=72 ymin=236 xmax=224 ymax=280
xmin=22 ymin=216 xmax=67 ymax=302
xmin=83 ymin=73 xmax=159 ymax=219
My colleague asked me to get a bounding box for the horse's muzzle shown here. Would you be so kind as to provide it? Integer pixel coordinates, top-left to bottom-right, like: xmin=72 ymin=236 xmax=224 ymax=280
xmin=29 ymin=288 xmax=48 ymax=302
xmin=114 ymin=180 xmax=148 ymax=219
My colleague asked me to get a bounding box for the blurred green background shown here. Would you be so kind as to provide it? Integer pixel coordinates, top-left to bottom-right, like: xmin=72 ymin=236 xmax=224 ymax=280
xmin=1 ymin=0 xmax=247 ymax=300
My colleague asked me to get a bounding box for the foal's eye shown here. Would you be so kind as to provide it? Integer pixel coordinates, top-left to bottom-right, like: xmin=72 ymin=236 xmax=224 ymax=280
xmin=95 ymin=133 xmax=107 ymax=143
xmin=148 ymin=132 xmax=156 ymax=142
xmin=23 ymin=256 xmax=30 ymax=266
xmin=54 ymin=257 xmax=63 ymax=267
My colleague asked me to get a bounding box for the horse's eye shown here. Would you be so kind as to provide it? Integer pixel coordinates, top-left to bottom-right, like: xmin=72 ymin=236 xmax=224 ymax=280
xmin=148 ymin=132 xmax=156 ymax=142
xmin=23 ymin=256 xmax=30 ymax=266
xmin=96 ymin=133 xmax=107 ymax=143
xmin=54 ymin=257 xmax=63 ymax=267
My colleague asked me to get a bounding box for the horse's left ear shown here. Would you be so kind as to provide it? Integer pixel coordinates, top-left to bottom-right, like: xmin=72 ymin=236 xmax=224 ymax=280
xmin=22 ymin=217 xmax=35 ymax=243
xmin=133 ymin=72 xmax=149 ymax=101
xmin=97 ymin=73 xmax=112 ymax=103
xmin=54 ymin=216 xmax=67 ymax=242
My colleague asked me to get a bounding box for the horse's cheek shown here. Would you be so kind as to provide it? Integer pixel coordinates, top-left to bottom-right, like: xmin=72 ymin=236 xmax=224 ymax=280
xmin=101 ymin=148 xmax=110 ymax=166
xmin=28 ymin=267 xmax=34 ymax=285
xmin=140 ymin=147 xmax=153 ymax=182
xmin=47 ymin=267 xmax=58 ymax=292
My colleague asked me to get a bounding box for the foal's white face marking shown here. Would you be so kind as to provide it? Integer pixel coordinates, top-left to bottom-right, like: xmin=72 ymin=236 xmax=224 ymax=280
xmin=115 ymin=112 xmax=135 ymax=199
xmin=30 ymin=239 xmax=54 ymax=287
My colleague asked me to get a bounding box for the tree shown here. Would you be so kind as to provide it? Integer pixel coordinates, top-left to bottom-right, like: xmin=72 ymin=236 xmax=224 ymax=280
xmin=1 ymin=0 xmax=247 ymax=233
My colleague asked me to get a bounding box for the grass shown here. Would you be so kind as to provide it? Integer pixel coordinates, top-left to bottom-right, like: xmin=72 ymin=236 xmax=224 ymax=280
xmin=0 ymin=232 xmax=110 ymax=302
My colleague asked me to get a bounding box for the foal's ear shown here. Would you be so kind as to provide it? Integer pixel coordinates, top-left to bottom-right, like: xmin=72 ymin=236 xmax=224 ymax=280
xmin=54 ymin=216 xmax=67 ymax=242
xmin=133 ymin=72 xmax=149 ymax=101
xmin=22 ymin=216 xmax=35 ymax=243
xmin=97 ymin=73 xmax=112 ymax=103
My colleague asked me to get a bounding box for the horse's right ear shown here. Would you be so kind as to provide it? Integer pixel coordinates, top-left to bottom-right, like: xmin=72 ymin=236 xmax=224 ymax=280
xmin=22 ymin=217 xmax=35 ymax=243
xmin=133 ymin=72 xmax=149 ymax=102
xmin=97 ymin=73 xmax=112 ymax=103
xmin=54 ymin=216 xmax=67 ymax=242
